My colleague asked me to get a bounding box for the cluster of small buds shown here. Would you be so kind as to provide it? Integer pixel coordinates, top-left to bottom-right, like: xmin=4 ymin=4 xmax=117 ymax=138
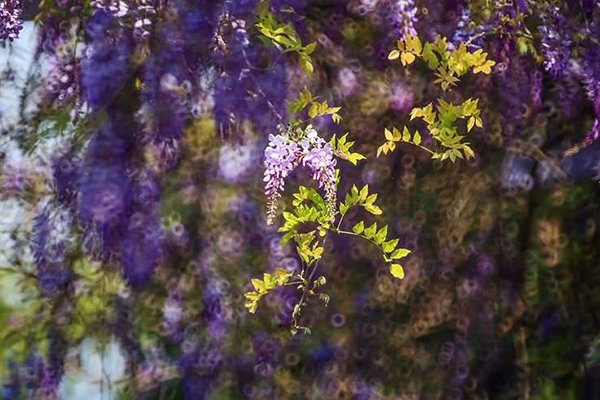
xmin=132 ymin=0 xmax=156 ymax=41
xmin=263 ymin=125 xmax=337 ymax=225
xmin=91 ymin=0 xmax=129 ymax=17
xmin=44 ymin=57 xmax=81 ymax=106
xmin=0 ymin=0 xmax=23 ymax=42
xmin=91 ymin=0 xmax=156 ymax=41
xmin=231 ymin=18 xmax=249 ymax=47
xmin=452 ymin=8 xmax=469 ymax=42
xmin=539 ymin=6 xmax=571 ymax=78
xmin=451 ymin=7 xmax=478 ymax=49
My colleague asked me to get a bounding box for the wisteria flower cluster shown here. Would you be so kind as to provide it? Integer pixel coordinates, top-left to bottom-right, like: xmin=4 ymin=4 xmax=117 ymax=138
xmin=539 ymin=5 xmax=571 ymax=77
xmin=91 ymin=0 xmax=157 ymax=41
xmin=0 ymin=0 xmax=22 ymax=41
xmin=264 ymin=125 xmax=336 ymax=225
xmin=393 ymin=0 xmax=418 ymax=38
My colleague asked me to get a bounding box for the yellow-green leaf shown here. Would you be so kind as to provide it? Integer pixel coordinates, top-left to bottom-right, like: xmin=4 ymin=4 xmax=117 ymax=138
xmin=390 ymin=264 xmax=404 ymax=280
xmin=365 ymin=193 xmax=377 ymax=205
xmin=401 ymin=51 xmax=416 ymax=66
xmin=252 ymin=278 xmax=266 ymax=292
xmin=390 ymin=248 xmax=411 ymax=259
xmin=413 ymin=130 xmax=422 ymax=145
xmin=382 ymin=239 xmax=399 ymax=253
xmin=359 ymin=185 xmax=369 ymax=202
xmin=313 ymin=246 xmax=324 ymax=259
xmin=364 ymin=204 xmax=382 ymax=215
xmin=364 ymin=222 xmax=377 ymax=239
xmin=473 ymin=59 xmax=495 ymax=74
xmin=467 ymin=116 xmax=475 ymax=132
xmin=352 ymin=221 xmax=365 ymax=234
xmin=375 ymin=225 xmax=388 ymax=244
xmin=402 ymin=126 xmax=411 ymax=142
xmin=388 ymin=49 xmax=400 ymax=60
xmin=384 ymin=128 xmax=394 ymax=141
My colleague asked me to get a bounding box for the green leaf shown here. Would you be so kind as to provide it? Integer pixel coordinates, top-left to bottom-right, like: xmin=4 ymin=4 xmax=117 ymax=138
xmin=422 ymin=43 xmax=439 ymax=69
xmin=263 ymin=273 xmax=276 ymax=290
xmin=312 ymin=245 xmax=324 ymax=259
xmin=340 ymin=203 xmax=349 ymax=215
xmin=384 ymin=128 xmax=394 ymax=141
xmin=364 ymin=204 xmax=382 ymax=215
xmin=308 ymin=103 xmax=318 ymax=118
xmin=400 ymin=51 xmax=415 ymax=66
xmin=300 ymin=54 xmax=314 ymax=76
xmin=390 ymin=264 xmax=405 ymax=280
xmin=352 ymin=221 xmax=365 ymax=234
xmin=304 ymin=42 xmax=317 ymax=55
xmin=407 ymin=35 xmax=422 ymax=55
xmin=374 ymin=225 xmax=388 ymax=245
xmin=365 ymin=193 xmax=377 ymax=205
xmin=413 ymin=130 xmax=422 ymax=145
xmin=359 ymin=185 xmax=369 ymax=202
xmin=467 ymin=116 xmax=475 ymax=132
xmin=382 ymin=239 xmax=399 ymax=253
xmin=364 ymin=222 xmax=377 ymax=239
xmin=252 ymin=278 xmax=266 ymax=293
xmin=273 ymin=268 xmax=291 ymax=285
xmin=388 ymin=49 xmax=400 ymax=60
xmin=390 ymin=248 xmax=411 ymax=260
xmin=402 ymin=127 xmax=411 ymax=142
xmin=347 ymin=152 xmax=366 ymax=165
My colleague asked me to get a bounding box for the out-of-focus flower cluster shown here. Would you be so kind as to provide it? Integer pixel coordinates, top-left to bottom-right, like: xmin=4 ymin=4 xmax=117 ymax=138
xmin=539 ymin=5 xmax=571 ymax=77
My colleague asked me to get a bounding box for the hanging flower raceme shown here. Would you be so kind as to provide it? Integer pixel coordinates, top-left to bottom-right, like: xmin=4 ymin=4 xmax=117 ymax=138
xmin=300 ymin=129 xmax=337 ymax=221
xmin=582 ymin=30 xmax=600 ymax=116
xmin=43 ymin=55 xmax=81 ymax=107
xmin=264 ymin=125 xmax=337 ymax=225
xmin=539 ymin=5 xmax=571 ymax=78
xmin=0 ymin=0 xmax=22 ymax=42
xmin=30 ymin=200 xmax=74 ymax=297
xmin=392 ymin=0 xmax=418 ymax=39
xmin=264 ymin=131 xmax=302 ymax=224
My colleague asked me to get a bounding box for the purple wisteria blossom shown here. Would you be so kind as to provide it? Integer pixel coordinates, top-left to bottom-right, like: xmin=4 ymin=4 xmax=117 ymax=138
xmin=0 ymin=0 xmax=22 ymax=41
xmin=91 ymin=0 xmax=158 ymax=41
xmin=393 ymin=0 xmax=418 ymax=38
xmin=539 ymin=6 xmax=571 ymax=77
xmin=451 ymin=7 xmax=484 ymax=50
xmin=264 ymin=132 xmax=302 ymax=225
xmin=300 ymin=129 xmax=337 ymax=221
xmin=583 ymin=29 xmax=600 ymax=116
xmin=263 ymin=126 xmax=337 ymax=225
xmin=43 ymin=55 xmax=81 ymax=107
